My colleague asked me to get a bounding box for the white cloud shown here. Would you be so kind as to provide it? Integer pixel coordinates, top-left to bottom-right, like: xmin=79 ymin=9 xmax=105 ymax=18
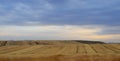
xmin=0 ymin=25 xmax=119 ymax=42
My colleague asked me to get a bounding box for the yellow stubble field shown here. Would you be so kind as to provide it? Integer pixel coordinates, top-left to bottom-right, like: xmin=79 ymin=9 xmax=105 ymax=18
xmin=0 ymin=41 xmax=119 ymax=61
xmin=0 ymin=41 xmax=120 ymax=61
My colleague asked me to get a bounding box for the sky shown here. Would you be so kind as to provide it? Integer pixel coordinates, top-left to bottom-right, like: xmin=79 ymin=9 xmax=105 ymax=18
xmin=0 ymin=0 xmax=120 ymax=43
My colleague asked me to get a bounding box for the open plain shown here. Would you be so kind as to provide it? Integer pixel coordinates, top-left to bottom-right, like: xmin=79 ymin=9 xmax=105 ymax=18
xmin=0 ymin=41 xmax=119 ymax=61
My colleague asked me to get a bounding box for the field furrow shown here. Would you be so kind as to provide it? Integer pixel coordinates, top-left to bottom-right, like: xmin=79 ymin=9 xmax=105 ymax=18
xmin=6 ymin=45 xmax=43 ymax=54
xmin=0 ymin=46 xmax=30 ymax=54
xmin=84 ymin=44 xmax=96 ymax=54
xmin=77 ymin=44 xmax=86 ymax=54
xmin=110 ymin=44 xmax=120 ymax=50
xmin=102 ymin=44 xmax=120 ymax=53
xmin=36 ymin=45 xmax=64 ymax=55
xmin=57 ymin=45 xmax=77 ymax=55
xmin=90 ymin=44 xmax=115 ymax=54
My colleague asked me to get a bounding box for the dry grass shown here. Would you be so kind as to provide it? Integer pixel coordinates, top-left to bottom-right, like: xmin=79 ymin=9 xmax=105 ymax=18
xmin=0 ymin=41 xmax=119 ymax=61
xmin=0 ymin=54 xmax=120 ymax=61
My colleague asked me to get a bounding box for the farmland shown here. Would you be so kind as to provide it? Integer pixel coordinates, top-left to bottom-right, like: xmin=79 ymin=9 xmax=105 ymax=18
xmin=0 ymin=41 xmax=120 ymax=61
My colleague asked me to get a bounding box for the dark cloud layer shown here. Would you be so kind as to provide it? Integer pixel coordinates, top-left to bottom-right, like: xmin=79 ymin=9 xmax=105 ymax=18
xmin=97 ymin=26 xmax=120 ymax=35
xmin=0 ymin=0 xmax=120 ymax=26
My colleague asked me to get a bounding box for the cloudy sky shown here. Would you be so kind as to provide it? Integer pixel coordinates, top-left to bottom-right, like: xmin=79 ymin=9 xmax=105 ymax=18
xmin=0 ymin=0 xmax=120 ymax=42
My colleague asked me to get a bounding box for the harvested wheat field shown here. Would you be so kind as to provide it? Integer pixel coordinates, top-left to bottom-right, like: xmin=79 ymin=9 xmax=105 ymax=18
xmin=0 ymin=41 xmax=120 ymax=61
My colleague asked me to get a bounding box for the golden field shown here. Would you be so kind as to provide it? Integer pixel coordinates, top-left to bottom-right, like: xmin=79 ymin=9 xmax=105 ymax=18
xmin=0 ymin=41 xmax=120 ymax=61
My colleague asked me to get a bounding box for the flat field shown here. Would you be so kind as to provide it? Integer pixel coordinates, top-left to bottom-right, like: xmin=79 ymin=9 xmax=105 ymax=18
xmin=0 ymin=41 xmax=119 ymax=61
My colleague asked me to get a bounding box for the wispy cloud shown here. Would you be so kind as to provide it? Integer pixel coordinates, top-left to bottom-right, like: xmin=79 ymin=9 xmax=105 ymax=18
xmin=0 ymin=25 xmax=119 ymax=42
